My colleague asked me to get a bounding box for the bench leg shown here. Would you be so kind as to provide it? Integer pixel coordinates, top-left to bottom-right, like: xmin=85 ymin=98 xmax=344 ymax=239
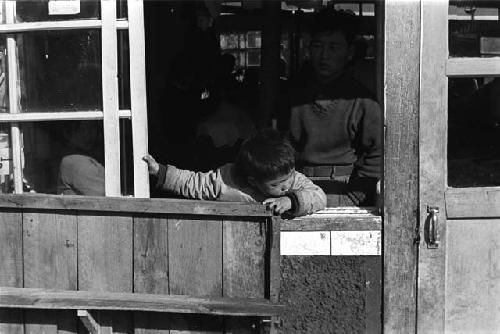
xmin=78 ymin=309 xmax=101 ymax=334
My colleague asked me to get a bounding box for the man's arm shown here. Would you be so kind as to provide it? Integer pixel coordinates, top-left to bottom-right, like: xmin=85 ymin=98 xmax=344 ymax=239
xmin=355 ymin=98 xmax=382 ymax=178
xmin=287 ymin=171 xmax=327 ymax=217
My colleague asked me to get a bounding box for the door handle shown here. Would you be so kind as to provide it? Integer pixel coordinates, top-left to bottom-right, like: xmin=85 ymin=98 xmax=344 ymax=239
xmin=425 ymin=206 xmax=439 ymax=248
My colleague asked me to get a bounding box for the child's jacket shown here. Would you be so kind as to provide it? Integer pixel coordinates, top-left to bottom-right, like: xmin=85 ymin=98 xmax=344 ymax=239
xmin=155 ymin=163 xmax=327 ymax=217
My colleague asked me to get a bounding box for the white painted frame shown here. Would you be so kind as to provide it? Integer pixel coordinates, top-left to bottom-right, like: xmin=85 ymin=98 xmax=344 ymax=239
xmin=0 ymin=0 xmax=150 ymax=197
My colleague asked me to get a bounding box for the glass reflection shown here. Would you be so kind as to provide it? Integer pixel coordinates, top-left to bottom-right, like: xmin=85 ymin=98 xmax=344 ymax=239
xmin=12 ymin=30 xmax=102 ymax=112
xmin=448 ymin=77 xmax=500 ymax=187
xmin=449 ymin=0 xmax=500 ymax=57
xmin=14 ymin=0 xmax=100 ymax=22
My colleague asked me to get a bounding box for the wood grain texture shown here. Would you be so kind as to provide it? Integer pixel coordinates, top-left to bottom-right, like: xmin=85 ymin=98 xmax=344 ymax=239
xmin=383 ymin=0 xmax=420 ymax=332
xmin=0 ymin=288 xmax=284 ymax=316
xmin=281 ymin=214 xmax=381 ymax=231
xmin=78 ymin=214 xmax=133 ymax=292
xmin=446 ymin=57 xmax=500 ymax=77
xmin=23 ymin=212 xmax=78 ymax=334
xmin=134 ymin=216 xmax=170 ymax=334
xmin=223 ymin=218 xmax=267 ymax=333
xmin=78 ymin=213 xmax=133 ymax=333
xmin=446 ymin=187 xmax=500 ymax=218
xmin=418 ymin=1 xmax=448 ymax=333
xmin=168 ymin=217 xmax=223 ymax=334
xmin=0 ymin=194 xmax=270 ymax=217
xmin=23 ymin=212 xmax=77 ymax=290
xmin=0 ymin=211 xmax=23 ymax=333
xmin=223 ymin=219 xmax=266 ymax=299
xmin=445 ymin=219 xmax=500 ymax=333
xmin=134 ymin=216 xmax=169 ymax=295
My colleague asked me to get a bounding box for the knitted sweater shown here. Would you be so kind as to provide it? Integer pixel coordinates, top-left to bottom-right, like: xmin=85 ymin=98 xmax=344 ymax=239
xmin=155 ymin=163 xmax=326 ymax=217
xmin=289 ymin=71 xmax=382 ymax=179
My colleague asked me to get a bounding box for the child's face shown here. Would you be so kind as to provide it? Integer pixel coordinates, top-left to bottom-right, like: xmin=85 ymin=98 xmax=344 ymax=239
xmin=250 ymin=169 xmax=295 ymax=197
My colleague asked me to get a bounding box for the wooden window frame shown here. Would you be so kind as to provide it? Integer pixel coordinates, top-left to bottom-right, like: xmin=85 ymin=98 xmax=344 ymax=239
xmin=0 ymin=0 xmax=149 ymax=197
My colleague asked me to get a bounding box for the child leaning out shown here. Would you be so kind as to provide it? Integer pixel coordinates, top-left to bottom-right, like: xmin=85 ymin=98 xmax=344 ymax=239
xmin=143 ymin=129 xmax=326 ymax=217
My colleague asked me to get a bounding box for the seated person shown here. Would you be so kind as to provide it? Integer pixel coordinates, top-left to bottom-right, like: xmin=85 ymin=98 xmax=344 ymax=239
xmin=288 ymin=8 xmax=382 ymax=207
xmin=57 ymin=121 xmax=105 ymax=196
xmin=143 ymin=128 xmax=326 ymax=217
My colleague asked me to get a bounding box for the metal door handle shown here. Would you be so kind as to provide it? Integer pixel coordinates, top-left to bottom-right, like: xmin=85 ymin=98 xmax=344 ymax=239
xmin=426 ymin=206 xmax=439 ymax=248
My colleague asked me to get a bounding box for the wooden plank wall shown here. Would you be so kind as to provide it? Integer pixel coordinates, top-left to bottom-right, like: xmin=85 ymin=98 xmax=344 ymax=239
xmin=383 ymin=0 xmax=421 ymax=332
xmin=0 ymin=211 xmax=271 ymax=334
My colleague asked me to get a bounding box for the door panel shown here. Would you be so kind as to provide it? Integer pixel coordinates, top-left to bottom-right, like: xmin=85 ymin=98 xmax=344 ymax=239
xmin=446 ymin=219 xmax=500 ymax=332
xmin=419 ymin=0 xmax=500 ymax=333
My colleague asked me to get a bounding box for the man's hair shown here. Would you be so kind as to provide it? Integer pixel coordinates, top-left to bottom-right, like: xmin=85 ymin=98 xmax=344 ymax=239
xmin=310 ymin=8 xmax=358 ymax=44
xmin=235 ymin=128 xmax=295 ymax=182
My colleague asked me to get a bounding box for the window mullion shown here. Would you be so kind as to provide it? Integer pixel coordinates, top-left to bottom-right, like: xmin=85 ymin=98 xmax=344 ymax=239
xmin=5 ymin=1 xmax=23 ymax=194
xmin=101 ymin=0 xmax=121 ymax=196
xmin=128 ymin=0 xmax=149 ymax=198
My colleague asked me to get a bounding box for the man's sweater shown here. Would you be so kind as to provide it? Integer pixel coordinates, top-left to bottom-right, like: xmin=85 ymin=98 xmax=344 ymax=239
xmin=289 ymin=71 xmax=382 ymax=179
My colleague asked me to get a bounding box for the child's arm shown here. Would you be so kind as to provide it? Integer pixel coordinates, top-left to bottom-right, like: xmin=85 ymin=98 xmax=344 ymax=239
xmin=143 ymin=154 xmax=222 ymax=200
xmin=285 ymin=171 xmax=327 ymax=217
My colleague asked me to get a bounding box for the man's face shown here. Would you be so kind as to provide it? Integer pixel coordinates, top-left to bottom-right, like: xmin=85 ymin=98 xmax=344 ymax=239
xmin=310 ymin=30 xmax=353 ymax=83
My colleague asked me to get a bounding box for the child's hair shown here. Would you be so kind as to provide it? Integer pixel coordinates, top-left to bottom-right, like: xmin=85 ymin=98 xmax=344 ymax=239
xmin=310 ymin=8 xmax=358 ymax=44
xmin=235 ymin=128 xmax=295 ymax=182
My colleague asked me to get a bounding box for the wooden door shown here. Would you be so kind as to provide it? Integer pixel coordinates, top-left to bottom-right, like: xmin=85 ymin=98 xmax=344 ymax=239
xmin=418 ymin=1 xmax=500 ymax=333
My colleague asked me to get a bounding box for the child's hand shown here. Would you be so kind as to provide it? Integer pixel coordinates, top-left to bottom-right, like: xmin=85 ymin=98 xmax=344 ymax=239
xmin=263 ymin=196 xmax=292 ymax=215
xmin=142 ymin=154 xmax=160 ymax=175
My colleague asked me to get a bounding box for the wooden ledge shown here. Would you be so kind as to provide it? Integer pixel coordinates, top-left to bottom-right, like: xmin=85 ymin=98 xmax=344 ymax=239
xmin=0 ymin=288 xmax=284 ymax=317
xmin=0 ymin=193 xmax=271 ymax=217
xmin=281 ymin=207 xmax=382 ymax=231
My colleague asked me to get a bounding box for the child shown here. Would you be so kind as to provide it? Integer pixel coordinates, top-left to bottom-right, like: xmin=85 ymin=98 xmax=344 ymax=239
xmin=143 ymin=129 xmax=326 ymax=217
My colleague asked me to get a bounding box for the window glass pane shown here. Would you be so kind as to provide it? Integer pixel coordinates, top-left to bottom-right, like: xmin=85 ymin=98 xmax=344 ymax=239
xmin=120 ymin=119 xmax=133 ymax=196
xmin=247 ymin=49 xmax=261 ymax=66
xmin=246 ymin=31 xmax=261 ymax=48
xmin=118 ymin=30 xmax=130 ymax=110
xmin=8 ymin=30 xmax=102 ymax=113
xmin=117 ymin=0 xmax=128 ymax=19
xmin=449 ymin=1 xmax=500 ymax=57
xmin=0 ymin=120 xmax=104 ymax=195
xmin=448 ymin=77 xmax=500 ymax=187
xmin=11 ymin=0 xmax=100 ymax=23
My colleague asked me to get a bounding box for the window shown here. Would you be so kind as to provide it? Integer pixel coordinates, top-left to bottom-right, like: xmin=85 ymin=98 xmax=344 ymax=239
xmin=0 ymin=0 xmax=148 ymax=197
xmin=220 ymin=31 xmax=261 ymax=67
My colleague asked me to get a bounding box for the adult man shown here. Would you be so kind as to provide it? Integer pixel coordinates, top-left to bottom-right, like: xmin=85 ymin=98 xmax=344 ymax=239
xmin=289 ymin=8 xmax=382 ymax=206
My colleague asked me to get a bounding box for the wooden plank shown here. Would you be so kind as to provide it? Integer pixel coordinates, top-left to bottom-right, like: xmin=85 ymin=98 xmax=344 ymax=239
xmin=23 ymin=212 xmax=77 ymax=290
xmin=0 ymin=288 xmax=284 ymax=317
xmin=168 ymin=217 xmax=223 ymax=334
xmin=134 ymin=216 xmax=170 ymax=334
xmin=78 ymin=214 xmax=133 ymax=292
xmin=0 ymin=211 xmax=23 ymax=334
xmin=23 ymin=212 xmax=78 ymax=334
xmin=128 ymin=0 xmax=150 ymax=198
xmin=383 ymin=0 xmax=420 ymax=332
xmin=446 ymin=187 xmax=500 ymax=218
xmin=0 ymin=110 xmax=131 ymax=123
xmin=418 ymin=1 xmax=448 ymax=333
xmin=0 ymin=194 xmax=271 ymax=217
xmin=101 ymin=0 xmax=121 ymax=196
xmin=269 ymin=217 xmax=281 ymax=334
xmin=445 ymin=219 xmax=500 ymax=333
xmin=280 ymin=213 xmax=381 ymax=231
xmin=223 ymin=218 xmax=266 ymax=332
xmin=446 ymin=57 xmax=500 ymax=77
xmin=78 ymin=213 xmax=133 ymax=333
